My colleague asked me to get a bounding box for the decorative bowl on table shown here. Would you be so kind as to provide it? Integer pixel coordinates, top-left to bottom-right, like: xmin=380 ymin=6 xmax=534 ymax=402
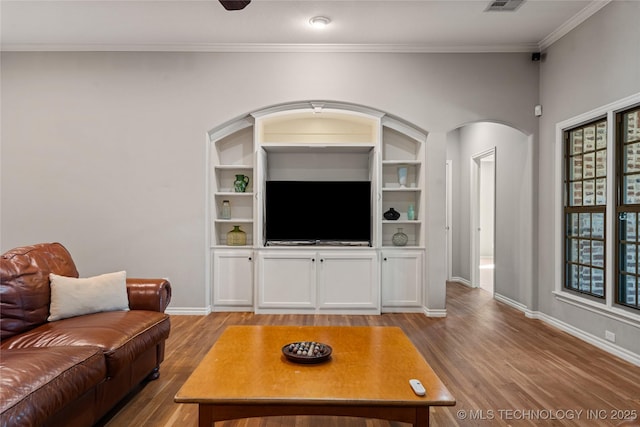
xmin=282 ymin=341 xmax=332 ymax=364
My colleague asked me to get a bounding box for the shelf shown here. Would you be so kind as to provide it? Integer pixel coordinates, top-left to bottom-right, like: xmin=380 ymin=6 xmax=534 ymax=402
xmin=215 ymin=192 xmax=254 ymax=197
xmin=382 ymin=187 xmax=421 ymax=192
xmin=215 ymin=219 xmax=254 ymax=224
xmin=382 ymin=160 xmax=421 ymax=166
xmin=382 ymin=220 xmax=421 ymax=225
xmin=215 ymin=165 xmax=253 ymax=170
xmin=262 ymin=143 xmax=374 ymax=153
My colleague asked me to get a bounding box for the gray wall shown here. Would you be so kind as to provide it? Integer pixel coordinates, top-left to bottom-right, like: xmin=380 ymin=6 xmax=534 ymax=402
xmin=1 ymin=52 xmax=539 ymax=310
xmin=538 ymin=1 xmax=640 ymax=355
xmin=2 ymin=1 xmax=637 ymax=358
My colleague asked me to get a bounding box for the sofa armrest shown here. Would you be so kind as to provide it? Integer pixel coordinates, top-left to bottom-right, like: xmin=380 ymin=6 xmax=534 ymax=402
xmin=126 ymin=278 xmax=172 ymax=313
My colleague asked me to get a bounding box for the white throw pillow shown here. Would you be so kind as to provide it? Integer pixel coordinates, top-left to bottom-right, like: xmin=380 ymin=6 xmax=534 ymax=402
xmin=48 ymin=270 xmax=129 ymax=321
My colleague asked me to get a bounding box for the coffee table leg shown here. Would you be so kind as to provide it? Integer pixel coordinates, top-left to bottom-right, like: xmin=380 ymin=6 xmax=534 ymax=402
xmin=198 ymin=405 xmax=213 ymax=427
xmin=415 ymin=406 xmax=430 ymax=426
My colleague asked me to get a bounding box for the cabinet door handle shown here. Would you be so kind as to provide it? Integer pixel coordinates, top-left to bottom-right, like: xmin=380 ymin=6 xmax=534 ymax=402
xmin=248 ymin=257 xmax=252 ymax=261
xmin=320 ymin=259 xmax=324 ymax=263
xmin=384 ymin=257 xmax=387 ymax=261
xmin=312 ymin=258 xmax=315 ymax=262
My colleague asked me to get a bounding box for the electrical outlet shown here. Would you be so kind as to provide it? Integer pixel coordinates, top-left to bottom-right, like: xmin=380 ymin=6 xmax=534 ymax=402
xmin=605 ymin=331 xmax=616 ymax=342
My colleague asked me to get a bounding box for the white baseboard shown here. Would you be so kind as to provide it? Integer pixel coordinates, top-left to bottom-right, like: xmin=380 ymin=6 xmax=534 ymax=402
xmin=165 ymin=306 xmax=211 ymax=315
xmin=494 ymin=293 xmax=530 ymax=313
xmin=211 ymin=306 xmax=254 ymax=312
xmin=423 ymin=307 xmax=447 ymax=317
xmin=450 ymin=277 xmax=472 ymax=287
xmin=529 ymin=310 xmax=640 ymax=367
xmin=382 ymin=307 xmax=425 ymax=313
xmin=495 ymin=294 xmax=640 ymax=367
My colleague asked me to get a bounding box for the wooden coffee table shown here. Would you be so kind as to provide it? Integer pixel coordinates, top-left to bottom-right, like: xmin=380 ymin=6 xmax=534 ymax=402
xmin=174 ymin=325 xmax=455 ymax=426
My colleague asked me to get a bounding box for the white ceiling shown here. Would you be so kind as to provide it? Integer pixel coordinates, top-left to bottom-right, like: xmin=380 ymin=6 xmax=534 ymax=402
xmin=0 ymin=0 xmax=612 ymax=52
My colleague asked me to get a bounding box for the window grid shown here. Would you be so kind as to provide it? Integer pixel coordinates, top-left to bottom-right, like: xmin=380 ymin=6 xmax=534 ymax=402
xmin=616 ymin=106 xmax=640 ymax=310
xmin=564 ymin=119 xmax=607 ymax=299
xmin=565 ymin=210 xmax=606 ymax=297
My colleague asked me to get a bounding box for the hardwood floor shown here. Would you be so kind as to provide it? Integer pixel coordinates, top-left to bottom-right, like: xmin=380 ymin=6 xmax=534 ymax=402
xmin=101 ymin=282 xmax=640 ymax=427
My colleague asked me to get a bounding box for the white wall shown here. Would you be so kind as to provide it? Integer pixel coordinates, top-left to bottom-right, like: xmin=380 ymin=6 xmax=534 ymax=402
xmin=538 ymin=1 xmax=640 ymax=356
xmin=1 ymin=52 xmax=539 ymax=309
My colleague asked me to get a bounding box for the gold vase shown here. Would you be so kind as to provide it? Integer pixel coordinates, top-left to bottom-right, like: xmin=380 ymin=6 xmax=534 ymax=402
xmin=227 ymin=225 xmax=247 ymax=246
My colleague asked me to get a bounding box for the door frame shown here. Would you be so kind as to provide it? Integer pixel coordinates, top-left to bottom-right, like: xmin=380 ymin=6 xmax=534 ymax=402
xmin=470 ymin=147 xmax=496 ymax=290
xmin=445 ymin=160 xmax=453 ymax=281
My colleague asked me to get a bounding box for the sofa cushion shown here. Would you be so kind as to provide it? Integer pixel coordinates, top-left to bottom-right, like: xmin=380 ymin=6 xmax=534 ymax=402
xmin=0 ymin=346 xmax=106 ymax=427
xmin=48 ymin=271 xmax=129 ymax=321
xmin=0 ymin=243 xmax=79 ymax=341
xmin=0 ymin=310 xmax=170 ymax=377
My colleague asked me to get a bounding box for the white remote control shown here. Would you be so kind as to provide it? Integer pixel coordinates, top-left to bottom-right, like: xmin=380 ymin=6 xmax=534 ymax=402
xmin=409 ymin=379 xmax=426 ymax=396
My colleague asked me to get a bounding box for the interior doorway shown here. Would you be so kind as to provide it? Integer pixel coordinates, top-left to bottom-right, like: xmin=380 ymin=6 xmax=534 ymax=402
xmin=471 ymin=148 xmax=495 ymax=294
xmin=447 ymin=121 xmax=532 ymax=308
xmin=445 ymin=160 xmax=453 ymax=281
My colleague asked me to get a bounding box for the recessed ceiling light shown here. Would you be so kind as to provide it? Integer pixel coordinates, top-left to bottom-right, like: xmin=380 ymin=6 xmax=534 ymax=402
xmin=309 ymin=16 xmax=331 ymax=29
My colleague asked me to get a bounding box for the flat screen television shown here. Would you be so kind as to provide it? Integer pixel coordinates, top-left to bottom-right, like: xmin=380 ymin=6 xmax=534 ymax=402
xmin=265 ymin=181 xmax=371 ymax=246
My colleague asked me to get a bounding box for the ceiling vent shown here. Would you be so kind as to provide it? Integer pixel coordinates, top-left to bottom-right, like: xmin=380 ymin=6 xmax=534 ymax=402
xmin=485 ymin=0 xmax=525 ymax=12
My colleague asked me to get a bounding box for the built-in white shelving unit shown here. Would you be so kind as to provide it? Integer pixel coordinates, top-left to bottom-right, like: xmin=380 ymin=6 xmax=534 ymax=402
xmin=381 ymin=125 xmax=425 ymax=248
xmin=210 ymin=125 xmax=255 ymax=247
xmin=208 ymin=103 xmax=427 ymax=313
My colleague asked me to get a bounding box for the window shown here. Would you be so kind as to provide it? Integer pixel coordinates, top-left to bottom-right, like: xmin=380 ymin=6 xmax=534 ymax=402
xmin=564 ymin=119 xmax=607 ymax=298
xmin=558 ymin=94 xmax=640 ymax=318
xmin=616 ymin=106 xmax=640 ymax=310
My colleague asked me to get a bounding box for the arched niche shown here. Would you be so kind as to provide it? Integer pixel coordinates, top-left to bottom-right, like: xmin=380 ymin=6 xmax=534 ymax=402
xmin=206 ymin=100 xmax=451 ymax=317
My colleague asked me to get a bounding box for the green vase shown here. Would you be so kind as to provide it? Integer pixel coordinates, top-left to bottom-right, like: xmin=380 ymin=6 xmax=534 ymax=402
xmin=227 ymin=225 xmax=247 ymax=246
xmin=234 ymin=174 xmax=249 ymax=193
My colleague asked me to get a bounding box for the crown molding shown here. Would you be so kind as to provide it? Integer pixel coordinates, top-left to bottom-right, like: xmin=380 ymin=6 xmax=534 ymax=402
xmin=0 ymin=42 xmax=540 ymax=54
xmin=538 ymin=0 xmax=611 ymax=51
xmin=0 ymin=0 xmax=611 ymax=54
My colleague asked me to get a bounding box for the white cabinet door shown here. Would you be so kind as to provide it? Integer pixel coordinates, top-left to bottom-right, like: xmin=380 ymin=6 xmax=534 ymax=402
xmin=213 ymin=250 xmax=254 ymax=309
xmin=381 ymin=250 xmax=423 ymax=311
xmin=317 ymin=251 xmax=379 ymax=312
xmin=257 ymin=251 xmax=315 ymax=309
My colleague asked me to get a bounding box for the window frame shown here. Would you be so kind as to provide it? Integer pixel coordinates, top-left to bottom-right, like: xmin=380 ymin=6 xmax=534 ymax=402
xmin=563 ymin=118 xmax=608 ymax=300
xmin=615 ymin=105 xmax=640 ymax=310
xmin=554 ymin=92 xmax=640 ymax=327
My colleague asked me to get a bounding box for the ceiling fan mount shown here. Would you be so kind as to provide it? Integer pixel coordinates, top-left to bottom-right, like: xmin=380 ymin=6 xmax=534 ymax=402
xmin=219 ymin=0 xmax=251 ymax=11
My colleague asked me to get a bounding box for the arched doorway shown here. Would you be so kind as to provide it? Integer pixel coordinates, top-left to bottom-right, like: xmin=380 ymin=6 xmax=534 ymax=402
xmin=446 ymin=121 xmax=533 ymax=309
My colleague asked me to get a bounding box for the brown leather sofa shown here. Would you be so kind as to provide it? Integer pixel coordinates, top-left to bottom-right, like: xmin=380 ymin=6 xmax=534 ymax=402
xmin=0 ymin=242 xmax=172 ymax=427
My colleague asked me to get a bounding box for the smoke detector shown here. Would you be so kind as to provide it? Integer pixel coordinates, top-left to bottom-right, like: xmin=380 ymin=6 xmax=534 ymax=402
xmin=485 ymin=0 xmax=525 ymax=12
